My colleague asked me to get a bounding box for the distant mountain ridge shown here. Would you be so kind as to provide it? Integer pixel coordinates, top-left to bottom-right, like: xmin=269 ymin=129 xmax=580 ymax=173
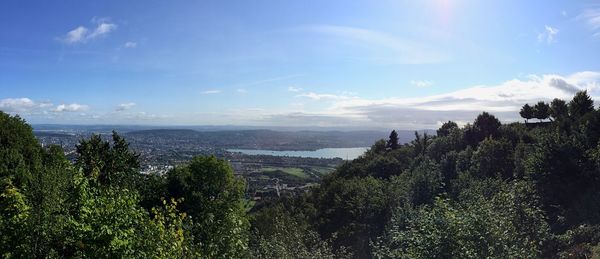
xmin=124 ymin=129 xmax=431 ymax=151
xmin=33 ymin=125 xmax=435 ymax=151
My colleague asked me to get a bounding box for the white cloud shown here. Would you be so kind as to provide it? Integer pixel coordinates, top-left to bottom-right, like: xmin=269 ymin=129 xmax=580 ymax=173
xmin=63 ymin=26 xmax=89 ymax=44
xmin=538 ymin=25 xmax=559 ymax=43
xmin=54 ymin=103 xmax=89 ymax=112
xmin=250 ymin=71 xmax=600 ymax=129
xmin=0 ymin=98 xmax=54 ymax=114
xmin=296 ymin=92 xmax=354 ymax=101
xmin=236 ymin=89 xmax=248 ymax=93
xmin=578 ymin=8 xmax=600 ymax=38
xmin=307 ymin=25 xmax=450 ymax=64
xmin=8 ymin=72 xmax=600 ymax=129
xmin=116 ymin=102 xmax=136 ymax=111
xmin=88 ymin=23 xmax=117 ymax=39
xmin=288 ymin=86 xmax=303 ymax=92
xmin=201 ymin=90 xmax=221 ymax=94
xmin=410 ymin=80 xmax=434 ymax=88
xmin=123 ymin=41 xmax=137 ymax=48
xmin=59 ymin=19 xmax=117 ymax=44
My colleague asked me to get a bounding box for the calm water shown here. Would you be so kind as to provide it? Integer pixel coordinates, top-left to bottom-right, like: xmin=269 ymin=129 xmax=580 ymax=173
xmin=228 ymin=147 xmax=368 ymax=160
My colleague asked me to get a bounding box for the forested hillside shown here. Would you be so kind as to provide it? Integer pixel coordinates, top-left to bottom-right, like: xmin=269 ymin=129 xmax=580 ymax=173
xmin=1 ymin=90 xmax=600 ymax=258
xmin=251 ymin=90 xmax=600 ymax=258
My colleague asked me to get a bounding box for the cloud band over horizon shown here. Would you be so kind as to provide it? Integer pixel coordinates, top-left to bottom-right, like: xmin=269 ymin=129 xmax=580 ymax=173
xmin=3 ymin=71 xmax=599 ymax=129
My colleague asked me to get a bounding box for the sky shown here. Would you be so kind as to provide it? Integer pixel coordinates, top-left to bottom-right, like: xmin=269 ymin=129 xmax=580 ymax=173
xmin=1 ymin=0 xmax=600 ymax=129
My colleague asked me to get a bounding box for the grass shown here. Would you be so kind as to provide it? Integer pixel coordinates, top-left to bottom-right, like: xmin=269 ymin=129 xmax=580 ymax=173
xmin=312 ymin=167 xmax=335 ymax=175
xmin=261 ymin=166 xmax=309 ymax=179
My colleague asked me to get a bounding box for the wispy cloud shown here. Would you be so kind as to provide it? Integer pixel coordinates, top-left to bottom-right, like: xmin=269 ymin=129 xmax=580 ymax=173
xmin=306 ymin=25 xmax=450 ymax=64
xmin=537 ymin=25 xmax=559 ymax=43
xmin=59 ymin=18 xmax=117 ymax=44
xmin=288 ymin=86 xmax=303 ymax=92
xmin=296 ymin=92 xmax=354 ymax=101
xmin=116 ymin=102 xmax=136 ymax=111
xmin=578 ymin=8 xmax=600 ymax=38
xmin=54 ymin=103 xmax=89 ymax=112
xmin=236 ymin=89 xmax=248 ymax=93
xmin=410 ymin=80 xmax=434 ymax=88
xmin=123 ymin=41 xmax=137 ymax=48
xmin=201 ymin=90 xmax=221 ymax=94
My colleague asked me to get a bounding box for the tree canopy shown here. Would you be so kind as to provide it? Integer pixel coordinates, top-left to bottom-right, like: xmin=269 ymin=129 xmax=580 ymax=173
xmin=2 ymin=89 xmax=600 ymax=258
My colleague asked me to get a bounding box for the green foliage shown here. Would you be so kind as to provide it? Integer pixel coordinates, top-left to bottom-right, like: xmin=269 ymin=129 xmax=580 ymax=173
xmin=550 ymin=98 xmax=568 ymax=120
xmin=373 ymin=182 xmax=549 ymax=259
xmin=471 ymin=137 xmax=514 ymax=179
xmin=313 ymin=176 xmax=388 ymax=258
xmin=75 ymin=131 xmax=140 ymax=188
xmin=0 ymin=112 xmax=42 ymax=187
xmin=569 ymin=90 xmax=595 ymax=118
xmin=247 ymin=91 xmax=600 ymax=258
xmin=534 ymin=101 xmax=551 ymax=121
xmin=249 ymin=204 xmax=347 ymax=258
xmin=437 ymin=121 xmax=458 ymax=137
xmin=473 ymin=112 xmax=501 ymax=140
xmin=520 ymin=103 xmax=534 ymax=122
xmin=386 ymin=130 xmax=399 ymax=150
xmin=166 ymin=156 xmax=249 ymax=258
xmin=0 ymin=112 xmax=251 ymax=258
xmin=0 ymin=179 xmax=31 ymax=258
xmin=4 ymin=89 xmax=600 ymax=258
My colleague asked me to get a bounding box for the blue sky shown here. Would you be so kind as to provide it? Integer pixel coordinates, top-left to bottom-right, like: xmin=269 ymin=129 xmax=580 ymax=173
xmin=1 ymin=0 xmax=600 ymax=129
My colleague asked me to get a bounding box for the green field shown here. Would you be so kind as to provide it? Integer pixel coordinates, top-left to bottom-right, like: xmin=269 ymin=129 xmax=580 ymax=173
xmin=311 ymin=167 xmax=335 ymax=175
xmin=261 ymin=166 xmax=309 ymax=179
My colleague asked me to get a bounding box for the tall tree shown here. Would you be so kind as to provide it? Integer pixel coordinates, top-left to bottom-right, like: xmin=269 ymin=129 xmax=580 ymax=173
xmin=166 ymin=156 xmax=248 ymax=257
xmin=534 ymin=101 xmax=550 ymax=122
xmin=437 ymin=121 xmax=458 ymax=137
xmin=520 ymin=104 xmax=534 ymax=123
xmin=386 ymin=130 xmax=399 ymax=150
xmin=569 ymin=90 xmax=595 ymax=118
xmin=473 ymin=112 xmax=501 ymax=140
xmin=75 ymin=131 xmax=140 ymax=188
xmin=550 ymin=98 xmax=568 ymax=120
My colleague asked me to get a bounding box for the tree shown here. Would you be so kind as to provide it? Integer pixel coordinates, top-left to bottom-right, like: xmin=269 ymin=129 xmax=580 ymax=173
xmin=386 ymin=130 xmax=399 ymax=150
xmin=534 ymin=101 xmax=550 ymax=122
xmin=569 ymin=90 xmax=595 ymax=118
xmin=470 ymin=112 xmax=502 ymax=143
xmin=471 ymin=138 xmax=514 ymax=179
xmin=550 ymin=98 xmax=568 ymax=120
xmin=249 ymin=204 xmax=345 ymax=258
xmin=0 ymin=112 xmax=43 ymax=187
xmin=312 ymin=176 xmax=388 ymax=258
xmin=0 ymin=179 xmax=31 ymax=257
xmin=75 ymin=131 xmax=140 ymax=188
xmin=437 ymin=121 xmax=458 ymax=137
xmin=373 ymin=183 xmax=549 ymax=259
xmin=166 ymin=156 xmax=249 ymax=257
xmin=520 ymin=104 xmax=534 ymax=123
xmin=64 ymin=171 xmax=191 ymax=258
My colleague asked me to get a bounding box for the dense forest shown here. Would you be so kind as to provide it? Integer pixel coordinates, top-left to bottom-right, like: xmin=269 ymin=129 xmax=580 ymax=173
xmin=2 ymin=90 xmax=600 ymax=258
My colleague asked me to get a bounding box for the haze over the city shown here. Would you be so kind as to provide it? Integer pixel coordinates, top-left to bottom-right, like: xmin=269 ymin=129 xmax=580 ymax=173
xmin=2 ymin=0 xmax=600 ymax=128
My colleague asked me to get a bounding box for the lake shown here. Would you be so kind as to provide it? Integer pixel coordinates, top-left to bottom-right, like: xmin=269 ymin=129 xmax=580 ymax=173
xmin=227 ymin=147 xmax=369 ymax=160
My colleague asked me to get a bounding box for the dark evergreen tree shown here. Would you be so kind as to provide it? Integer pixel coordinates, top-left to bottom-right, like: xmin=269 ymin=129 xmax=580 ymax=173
xmin=520 ymin=103 xmax=534 ymax=123
xmin=386 ymin=130 xmax=399 ymax=150
xmin=470 ymin=112 xmax=501 ymax=143
xmin=533 ymin=101 xmax=550 ymax=122
xmin=437 ymin=121 xmax=458 ymax=137
xmin=75 ymin=131 xmax=140 ymax=188
xmin=550 ymin=98 xmax=568 ymax=120
xmin=569 ymin=90 xmax=595 ymax=118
